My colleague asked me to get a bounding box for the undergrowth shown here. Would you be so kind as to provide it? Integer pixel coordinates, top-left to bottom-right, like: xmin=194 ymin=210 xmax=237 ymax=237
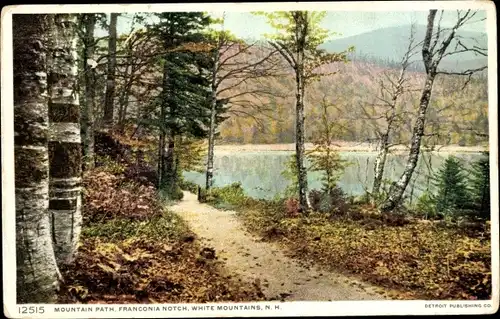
xmin=205 ymin=184 xmax=492 ymax=300
xmin=57 ymin=132 xmax=266 ymax=303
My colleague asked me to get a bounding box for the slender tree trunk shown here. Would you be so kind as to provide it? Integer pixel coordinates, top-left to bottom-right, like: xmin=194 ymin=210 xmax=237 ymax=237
xmin=47 ymin=14 xmax=83 ymax=265
xmin=118 ymin=51 xmax=133 ymax=130
xmin=381 ymin=73 xmax=436 ymax=211
xmin=163 ymin=136 xmax=176 ymax=190
xmin=158 ymin=59 xmax=169 ymax=188
xmin=82 ymin=14 xmax=96 ymax=170
xmin=372 ymin=133 xmax=389 ymax=198
xmin=103 ymin=13 xmax=118 ymax=126
xmin=206 ymin=46 xmax=219 ymax=190
xmin=14 ymin=14 xmax=61 ymax=303
xmin=157 ymin=131 xmax=165 ymax=188
xmin=295 ymin=54 xmax=310 ymax=212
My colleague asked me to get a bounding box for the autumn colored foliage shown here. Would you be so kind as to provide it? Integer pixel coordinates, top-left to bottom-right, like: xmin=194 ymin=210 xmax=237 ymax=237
xmin=58 ymin=236 xmax=266 ymax=303
xmin=241 ymin=208 xmax=490 ymax=300
xmin=209 ymin=188 xmax=492 ymax=300
xmin=58 ymin=132 xmax=266 ymax=304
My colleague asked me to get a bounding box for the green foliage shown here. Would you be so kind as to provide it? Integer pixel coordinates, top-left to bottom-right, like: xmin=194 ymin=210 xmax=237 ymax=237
xmin=253 ymin=11 xmax=353 ymax=82
xmin=205 ymin=182 xmax=248 ymax=209
xmin=176 ymin=137 xmax=207 ymax=174
xmin=82 ymin=209 xmax=190 ymax=242
xmin=307 ymin=99 xmax=350 ymax=193
xmin=433 ymin=156 xmax=472 ymax=215
xmin=179 ymin=179 xmax=200 ymax=194
xmin=94 ymin=155 xmax=126 ymax=175
xmin=147 ymin=12 xmax=214 ymax=139
xmin=159 ymin=185 xmax=184 ymax=202
xmin=468 ymin=152 xmax=490 ymax=219
xmin=415 ymin=191 xmax=439 ymax=219
xmin=280 ymin=155 xmax=299 ymax=198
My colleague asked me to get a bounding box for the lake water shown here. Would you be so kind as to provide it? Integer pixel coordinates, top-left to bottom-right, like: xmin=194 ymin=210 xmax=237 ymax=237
xmin=183 ymin=151 xmax=482 ymax=202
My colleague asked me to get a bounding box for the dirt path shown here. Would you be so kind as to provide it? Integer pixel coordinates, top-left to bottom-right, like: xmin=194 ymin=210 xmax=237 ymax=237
xmin=170 ymin=191 xmax=387 ymax=301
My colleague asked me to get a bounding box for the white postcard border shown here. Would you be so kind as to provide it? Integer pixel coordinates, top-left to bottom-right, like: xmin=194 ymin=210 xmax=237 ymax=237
xmin=1 ymin=1 xmax=498 ymax=318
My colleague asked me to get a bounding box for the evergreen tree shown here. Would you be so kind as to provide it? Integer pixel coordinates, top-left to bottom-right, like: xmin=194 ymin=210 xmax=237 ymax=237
xmin=281 ymin=154 xmax=300 ymax=198
xmin=468 ymin=152 xmax=490 ymax=219
xmin=433 ymin=156 xmax=471 ymax=215
xmin=307 ymin=99 xmax=349 ymax=194
xmin=149 ymin=12 xmax=213 ymax=198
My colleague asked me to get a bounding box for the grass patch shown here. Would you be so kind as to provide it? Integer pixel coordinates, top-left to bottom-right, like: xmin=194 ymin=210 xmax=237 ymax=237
xmin=82 ymin=209 xmax=191 ymax=243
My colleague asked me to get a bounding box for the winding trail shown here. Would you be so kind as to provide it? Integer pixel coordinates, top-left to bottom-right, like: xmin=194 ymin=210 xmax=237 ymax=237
xmin=170 ymin=191 xmax=387 ymax=301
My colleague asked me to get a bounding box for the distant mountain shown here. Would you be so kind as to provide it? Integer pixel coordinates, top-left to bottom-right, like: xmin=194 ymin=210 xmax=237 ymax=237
xmin=322 ymin=25 xmax=488 ymax=73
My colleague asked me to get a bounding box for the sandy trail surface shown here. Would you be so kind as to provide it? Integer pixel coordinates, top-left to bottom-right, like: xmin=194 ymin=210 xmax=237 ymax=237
xmin=170 ymin=191 xmax=387 ymax=301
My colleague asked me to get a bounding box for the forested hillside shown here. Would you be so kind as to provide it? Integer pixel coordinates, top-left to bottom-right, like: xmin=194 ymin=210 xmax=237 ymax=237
xmin=219 ymin=59 xmax=488 ymax=146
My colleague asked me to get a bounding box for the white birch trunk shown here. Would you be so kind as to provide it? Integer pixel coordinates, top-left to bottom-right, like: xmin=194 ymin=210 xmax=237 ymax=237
xmin=206 ymin=42 xmax=220 ymax=191
xmin=14 ymin=14 xmax=61 ymax=303
xmin=381 ymin=74 xmax=436 ymax=211
xmin=47 ymin=14 xmax=82 ymax=265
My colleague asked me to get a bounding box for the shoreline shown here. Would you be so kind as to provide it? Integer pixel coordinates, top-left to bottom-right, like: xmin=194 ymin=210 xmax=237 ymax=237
xmin=214 ymin=143 xmax=486 ymax=154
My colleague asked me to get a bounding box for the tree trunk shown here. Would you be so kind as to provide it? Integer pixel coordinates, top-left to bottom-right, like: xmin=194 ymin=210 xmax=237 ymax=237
xmin=381 ymin=73 xmax=436 ymax=211
xmin=14 ymin=14 xmax=61 ymax=303
xmin=206 ymin=45 xmax=219 ymax=191
xmin=82 ymin=14 xmax=96 ymax=170
xmin=372 ymin=133 xmax=389 ymax=198
xmin=163 ymin=136 xmax=176 ymax=192
xmin=103 ymin=13 xmax=118 ymax=126
xmin=47 ymin=14 xmax=83 ymax=265
xmin=206 ymin=96 xmax=217 ymax=190
xmin=157 ymin=131 xmax=165 ymax=188
xmin=118 ymin=50 xmax=133 ymax=130
xmin=295 ymin=54 xmax=310 ymax=212
xmin=158 ymin=58 xmax=169 ymax=188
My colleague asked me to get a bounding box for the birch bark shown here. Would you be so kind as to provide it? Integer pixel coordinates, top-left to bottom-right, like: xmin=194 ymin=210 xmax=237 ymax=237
xmin=47 ymin=14 xmax=83 ymax=265
xmin=14 ymin=14 xmax=61 ymax=303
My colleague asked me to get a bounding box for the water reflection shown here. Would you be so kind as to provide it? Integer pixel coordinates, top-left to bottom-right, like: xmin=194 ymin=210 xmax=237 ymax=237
xmin=183 ymin=151 xmax=481 ymax=201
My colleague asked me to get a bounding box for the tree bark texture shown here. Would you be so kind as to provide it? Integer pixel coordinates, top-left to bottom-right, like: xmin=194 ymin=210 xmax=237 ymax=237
xmin=294 ymin=25 xmax=311 ymax=212
xmin=372 ymin=133 xmax=389 ymax=198
xmin=381 ymin=73 xmax=436 ymax=211
xmin=206 ymin=45 xmax=219 ymax=191
xmin=47 ymin=14 xmax=83 ymax=265
xmin=82 ymin=14 xmax=96 ymax=170
xmin=14 ymin=14 xmax=61 ymax=303
xmin=103 ymin=13 xmax=118 ymax=125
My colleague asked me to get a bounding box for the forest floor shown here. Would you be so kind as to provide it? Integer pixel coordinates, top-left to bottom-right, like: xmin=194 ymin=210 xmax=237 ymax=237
xmin=169 ymin=191 xmax=387 ymax=301
xmin=197 ymin=183 xmax=491 ymax=300
xmin=57 ymin=163 xmax=266 ymax=303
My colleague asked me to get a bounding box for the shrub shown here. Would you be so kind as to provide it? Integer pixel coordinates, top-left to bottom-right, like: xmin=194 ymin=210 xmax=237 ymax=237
xmin=82 ymin=209 xmax=190 ymax=242
xmin=83 ymin=169 xmax=162 ymax=224
xmin=281 ymin=155 xmax=299 ymax=198
xmin=308 ymin=187 xmax=350 ymax=216
xmin=124 ymin=163 xmax=158 ymax=186
xmin=414 ymin=191 xmax=439 ymax=219
xmin=207 ymin=182 xmax=248 ymax=208
xmin=160 ymin=186 xmax=184 ymax=201
xmin=433 ymin=156 xmax=472 ymax=215
xmin=468 ymin=152 xmax=490 ymax=219
xmin=179 ymin=179 xmax=200 ymax=194
xmin=284 ymin=198 xmax=300 ymax=218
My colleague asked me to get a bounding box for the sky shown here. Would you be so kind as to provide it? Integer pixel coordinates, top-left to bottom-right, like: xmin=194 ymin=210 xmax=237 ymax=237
xmin=96 ymin=10 xmax=487 ymax=40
